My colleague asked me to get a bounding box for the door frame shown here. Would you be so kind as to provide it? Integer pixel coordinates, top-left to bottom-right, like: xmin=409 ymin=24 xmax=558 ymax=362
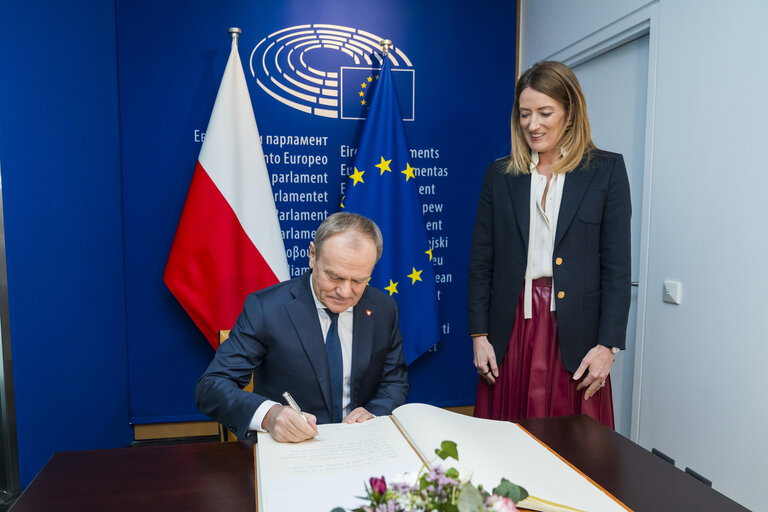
xmin=539 ymin=2 xmax=659 ymax=442
xmin=0 ymin=157 xmax=20 ymax=496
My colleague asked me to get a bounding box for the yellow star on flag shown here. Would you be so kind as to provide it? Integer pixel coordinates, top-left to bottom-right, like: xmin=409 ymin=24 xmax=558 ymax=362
xmin=407 ymin=267 xmax=423 ymax=284
xmin=401 ymin=162 xmax=416 ymax=182
xmin=359 ymin=91 xmax=364 ymax=97
xmin=340 ymin=195 xmax=345 ymax=208
xmin=361 ymin=83 xmax=367 ymax=88
xmin=425 ymin=248 xmax=433 ymax=260
xmin=385 ymin=279 xmax=398 ymax=295
xmin=375 ymin=156 xmax=392 ymax=174
xmin=350 ymin=167 xmax=365 ymax=186
xmin=361 ymin=100 xmax=366 ymax=105
xmin=367 ymin=76 xmax=373 ymax=82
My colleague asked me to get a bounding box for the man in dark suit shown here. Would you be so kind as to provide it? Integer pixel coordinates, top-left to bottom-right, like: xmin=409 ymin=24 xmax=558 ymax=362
xmin=195 ymin=212 xmax=408 ymax=442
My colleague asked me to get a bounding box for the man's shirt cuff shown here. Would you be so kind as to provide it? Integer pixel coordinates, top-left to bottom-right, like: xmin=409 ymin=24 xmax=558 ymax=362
xmin=249 ymin=399 xmax=280 ymax=432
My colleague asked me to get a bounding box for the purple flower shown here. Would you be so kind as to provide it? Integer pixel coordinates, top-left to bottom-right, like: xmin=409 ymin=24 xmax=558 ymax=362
xmin=424 ymin=466 xmax=458 ymax=496
xmin=370 ymin=476 xmax=387 ymax=496
xmin=391 ymin=481 xmax=417 ymax=494
xmin=376 ymin=500 xmax=398 ymax=512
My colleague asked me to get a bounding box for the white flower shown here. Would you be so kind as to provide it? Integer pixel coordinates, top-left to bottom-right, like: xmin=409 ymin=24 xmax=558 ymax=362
xmin=458 ymin=467 xmax=474 ymax=485
xmin=394 ymin=493 xmax=412 ymax=510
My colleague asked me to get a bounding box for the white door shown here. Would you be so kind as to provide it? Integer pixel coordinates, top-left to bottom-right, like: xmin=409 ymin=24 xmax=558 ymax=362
xmin=572 ymin=35 xmax=649 ymax=437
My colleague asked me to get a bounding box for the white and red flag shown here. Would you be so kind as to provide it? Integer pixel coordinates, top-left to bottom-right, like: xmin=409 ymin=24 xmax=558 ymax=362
xmin=164 ymin=32 xmax=288 ymax=349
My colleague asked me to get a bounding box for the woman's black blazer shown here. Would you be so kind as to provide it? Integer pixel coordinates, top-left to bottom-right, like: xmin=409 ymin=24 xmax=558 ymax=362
xmin=468 ymin=150 xmax=632 ymax=373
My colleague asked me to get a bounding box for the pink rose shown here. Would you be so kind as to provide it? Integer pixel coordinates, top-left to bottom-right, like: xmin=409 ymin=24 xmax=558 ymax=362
xmin=487 ymin=495 xmax=518 ymax=512
xmin=369 ymin=476 xmax=387 ymax=495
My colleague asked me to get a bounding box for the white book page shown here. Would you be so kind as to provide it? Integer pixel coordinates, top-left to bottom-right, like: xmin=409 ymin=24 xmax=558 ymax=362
xmin=392 ymin=403 xmax=627 ymax=512
xmin=257 ymin=416 xmax=424 ymax=512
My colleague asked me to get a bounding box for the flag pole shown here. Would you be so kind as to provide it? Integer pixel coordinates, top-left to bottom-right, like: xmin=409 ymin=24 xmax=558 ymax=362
xmin=379 ymin=39 xmax=393 ymax=56
xmin=228 ymin=27 xmax=242 ymax=42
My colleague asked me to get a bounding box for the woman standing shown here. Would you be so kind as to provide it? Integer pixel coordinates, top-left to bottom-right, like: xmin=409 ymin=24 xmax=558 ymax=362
xmin=468 ymin=61 xmax=631 ymax=428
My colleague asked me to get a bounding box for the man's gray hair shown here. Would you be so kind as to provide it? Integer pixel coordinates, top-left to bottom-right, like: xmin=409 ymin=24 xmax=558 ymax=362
xmin=314 ymin=212 xmax=383 ymax=261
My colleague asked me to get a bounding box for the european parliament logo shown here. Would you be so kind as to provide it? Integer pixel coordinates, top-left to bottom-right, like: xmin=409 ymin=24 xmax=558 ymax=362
xmin=249 ymin=24 xmax=415 ymax=120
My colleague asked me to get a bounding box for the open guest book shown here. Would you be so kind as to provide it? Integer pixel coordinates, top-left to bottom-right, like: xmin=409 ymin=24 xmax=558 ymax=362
xmin=256 ymin=403 xmax=631 ymax=512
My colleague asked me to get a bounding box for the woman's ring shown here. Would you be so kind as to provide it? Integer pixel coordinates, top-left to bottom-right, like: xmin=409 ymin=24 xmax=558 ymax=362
xmin=600 ymin=381 xmax=606 ymax=388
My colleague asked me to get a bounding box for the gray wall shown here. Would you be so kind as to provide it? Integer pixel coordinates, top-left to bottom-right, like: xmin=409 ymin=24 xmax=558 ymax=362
xmin=520 ymin=1 xmax=768 ymax=510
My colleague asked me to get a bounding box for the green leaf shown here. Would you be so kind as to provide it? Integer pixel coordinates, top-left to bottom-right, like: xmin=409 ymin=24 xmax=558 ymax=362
xmin=445 ymin=467 xmax=459 ymax=479
xmin=444 ymin=504 xmax=460 ymax=512
xmin=457 ymin=483 xmax=485 ymax=512
xmin=434 ymin=440 xmax=459 ymax=461
xmin=492 ymin=478 xmax=529 ymax=503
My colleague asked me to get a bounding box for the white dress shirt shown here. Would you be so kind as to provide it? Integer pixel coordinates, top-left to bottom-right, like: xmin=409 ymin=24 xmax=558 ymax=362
xmin=523 ymin=151 xmax=566 ymax=319
xmin=249 ymin=281 xmax=354 ymax=431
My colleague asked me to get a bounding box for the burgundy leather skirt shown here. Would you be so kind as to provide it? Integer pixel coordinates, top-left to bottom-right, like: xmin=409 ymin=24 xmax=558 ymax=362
xmin=474 ymin=277 xmax=615 ymax=429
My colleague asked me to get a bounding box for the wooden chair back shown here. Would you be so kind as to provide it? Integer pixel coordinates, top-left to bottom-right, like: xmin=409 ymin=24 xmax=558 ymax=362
xmin=217 ymin=329 xmax=254 ymax=441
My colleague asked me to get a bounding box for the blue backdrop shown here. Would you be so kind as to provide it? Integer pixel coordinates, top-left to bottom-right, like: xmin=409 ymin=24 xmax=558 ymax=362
xmin=0 ymin=0 xmax=516 ymax=487
xmin=118 ymin=0 xmax=516 ymax=425
xmin=0 ymin=1 xmax=131 ymax=488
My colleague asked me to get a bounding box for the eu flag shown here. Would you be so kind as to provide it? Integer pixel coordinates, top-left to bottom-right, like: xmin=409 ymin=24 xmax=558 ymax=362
xmin=342 ymin=57 xmax=440 ymax=365
xmin=340 ymin=66 xmax=415 ymax=120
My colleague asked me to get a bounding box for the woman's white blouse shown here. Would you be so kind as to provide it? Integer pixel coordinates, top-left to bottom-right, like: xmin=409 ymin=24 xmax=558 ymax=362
xmin=523 ymin=151 xmax=566 ymax=319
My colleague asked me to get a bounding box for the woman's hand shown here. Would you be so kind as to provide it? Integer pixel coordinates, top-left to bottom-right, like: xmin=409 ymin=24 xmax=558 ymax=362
xmin=573 ymin=345 xmax=615 ymax=400
xmin=473 ymin=335 xmax=499 ymax=385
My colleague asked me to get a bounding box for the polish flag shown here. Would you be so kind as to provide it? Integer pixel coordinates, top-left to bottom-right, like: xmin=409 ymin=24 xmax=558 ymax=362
xmin=164 ymin=32 xmax=289 ymax=349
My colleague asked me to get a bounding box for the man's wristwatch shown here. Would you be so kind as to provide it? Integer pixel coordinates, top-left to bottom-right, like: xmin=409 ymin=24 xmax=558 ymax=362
xmin=610 ymin=347 xmax=621 ymax=354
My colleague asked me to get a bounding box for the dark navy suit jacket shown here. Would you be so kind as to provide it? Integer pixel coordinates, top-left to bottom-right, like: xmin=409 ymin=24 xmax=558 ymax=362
xmin=195 ymin=272 xmax=409 ymax=439
xmin=468 ymin=150 xmax=631 ymax=373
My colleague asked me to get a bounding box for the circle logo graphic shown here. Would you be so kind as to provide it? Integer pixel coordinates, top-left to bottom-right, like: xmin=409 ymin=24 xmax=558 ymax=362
xmin=250 ymin=24 xmax=414 ymax=119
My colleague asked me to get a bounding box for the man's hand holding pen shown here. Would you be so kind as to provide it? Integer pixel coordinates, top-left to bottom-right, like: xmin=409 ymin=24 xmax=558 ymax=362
xmin=262 ymin=404 xmax=318 ymax=443
xmin=263 ymin=392 xmax=377 ymax=442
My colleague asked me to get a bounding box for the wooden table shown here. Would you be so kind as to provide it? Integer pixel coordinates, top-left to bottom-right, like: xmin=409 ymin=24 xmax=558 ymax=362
xmin=11 ymin=441 xmax=256 ymax=511
xmin=11 ymin=415 xmax=748 ymax=511
xmin=517 ymin=415 xmax=748 ymax=511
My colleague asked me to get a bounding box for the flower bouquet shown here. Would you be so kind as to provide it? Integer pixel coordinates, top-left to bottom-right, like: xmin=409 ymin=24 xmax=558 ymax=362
xmin=331 ymin=440 xmax=530 ymax=512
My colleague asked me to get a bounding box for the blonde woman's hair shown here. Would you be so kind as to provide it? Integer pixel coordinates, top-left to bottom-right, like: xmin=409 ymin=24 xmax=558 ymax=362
xmin=507 ymin=61 xmax=596 ymax=175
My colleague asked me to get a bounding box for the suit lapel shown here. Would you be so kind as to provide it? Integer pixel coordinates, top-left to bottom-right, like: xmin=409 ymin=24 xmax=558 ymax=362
xmin=506 ymin=172 xmax=531 ymax=248
xmin=555 ymin=161 xmax=596 ymax=247
xmin=285 ymin=274 xmax=333 ymax=417
xmin=349 ymin=296 xmax=375 ymax=408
